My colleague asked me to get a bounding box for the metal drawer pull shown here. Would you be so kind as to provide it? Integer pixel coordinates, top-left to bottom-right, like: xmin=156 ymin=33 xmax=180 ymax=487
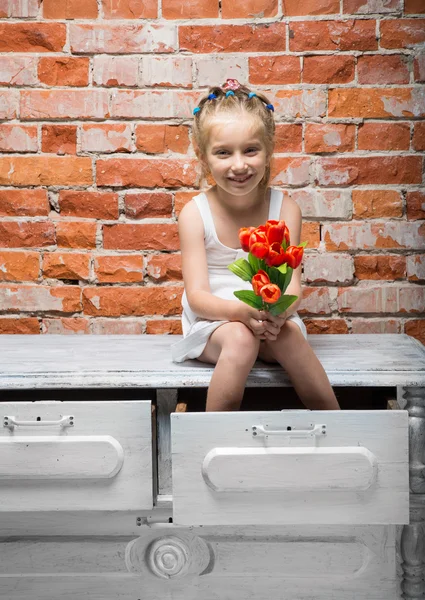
xmin=3 ymin=415 xmax=74 ymax=430
xmin=252 ymin=424 xmax=326 ymax=438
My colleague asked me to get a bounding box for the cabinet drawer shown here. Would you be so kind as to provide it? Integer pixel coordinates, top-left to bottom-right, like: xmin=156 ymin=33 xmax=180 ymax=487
xmin=171 ymin=410 xmax=408 ymax=526
xmin=0 ymin=401 xmax=152 ymax=512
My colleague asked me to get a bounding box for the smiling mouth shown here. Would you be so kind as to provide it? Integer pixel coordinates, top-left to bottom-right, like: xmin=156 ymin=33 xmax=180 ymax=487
xmin=228 ymin=175 xmax=253 ymax=183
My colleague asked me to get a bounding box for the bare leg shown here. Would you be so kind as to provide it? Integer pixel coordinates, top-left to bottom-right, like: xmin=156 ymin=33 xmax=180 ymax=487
xmin=259 ymin=321 xmax=340 ymax=410
xmin=198 ymin=322 xmax=261 ymax=412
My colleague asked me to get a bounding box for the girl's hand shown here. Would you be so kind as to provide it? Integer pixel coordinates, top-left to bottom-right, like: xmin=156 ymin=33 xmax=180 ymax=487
xmin=261 ymin=311 xmax=287 ymax=341
xmin=234 ymin=304 xmax=268 ymax=339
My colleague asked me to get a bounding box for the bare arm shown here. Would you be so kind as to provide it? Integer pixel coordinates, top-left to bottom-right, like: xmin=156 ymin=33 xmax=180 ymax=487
xmin=280 ymin=196 xmax=303 ymax=319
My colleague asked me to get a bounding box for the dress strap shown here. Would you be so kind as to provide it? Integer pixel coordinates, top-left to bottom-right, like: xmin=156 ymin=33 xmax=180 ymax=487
xmin=193 ymin=192 xmax=216 ymax=240
xmin=268 ymin=188 xmax=284 ymax=220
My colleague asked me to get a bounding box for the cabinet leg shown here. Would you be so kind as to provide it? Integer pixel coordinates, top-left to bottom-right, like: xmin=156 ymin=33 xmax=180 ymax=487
xmin=401 ymin=386 xmax=425 ymax=600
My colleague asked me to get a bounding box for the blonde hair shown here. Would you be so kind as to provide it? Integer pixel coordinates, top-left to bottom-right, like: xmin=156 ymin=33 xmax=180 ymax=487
xmin=192 ymin=84 xmax=276 ymax=191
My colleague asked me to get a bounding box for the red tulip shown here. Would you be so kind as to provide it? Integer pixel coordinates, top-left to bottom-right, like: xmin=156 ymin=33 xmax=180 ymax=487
xmin=260 ymin=283 xmax=281 ymax=304
xmin=265 ymin=220 xmax=290 ymax=246
xmin=265 ymin=242 xmax=287 ymax=267
xmin=251 ymin=270 xmax=270 ymax=296
xmin=249 ymin=229 xmax=269 ymax=259
xmin=239 ymin=227 xmax=255 ymax=252
xmin=283 ymin=246 xmax=304 ymax=269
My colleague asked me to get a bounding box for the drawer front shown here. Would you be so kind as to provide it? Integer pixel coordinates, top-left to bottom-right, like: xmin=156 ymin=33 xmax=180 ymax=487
xmin=171 ymin=410 xmax=409 ymax=526
xmin=0 ymin=401 xmax=152 ymax=511
xmin=0 ymin=525 xmax=398 ymax=600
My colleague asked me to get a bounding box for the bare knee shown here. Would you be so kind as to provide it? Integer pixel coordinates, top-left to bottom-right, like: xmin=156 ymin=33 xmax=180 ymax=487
xmin=220 ymin=323 xmax=260 ymax=365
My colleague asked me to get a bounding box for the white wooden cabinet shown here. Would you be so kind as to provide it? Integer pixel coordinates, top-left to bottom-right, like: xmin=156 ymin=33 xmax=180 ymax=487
xmin=0 ymin=401 xmax=153 ymax=512
xmin=171 ymin=410 xmax=409 ymax=526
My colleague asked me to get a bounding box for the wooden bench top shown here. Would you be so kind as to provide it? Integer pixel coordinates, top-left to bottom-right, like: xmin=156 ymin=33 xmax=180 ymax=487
xmin=1 ymin=333 xmax=424 ymax=389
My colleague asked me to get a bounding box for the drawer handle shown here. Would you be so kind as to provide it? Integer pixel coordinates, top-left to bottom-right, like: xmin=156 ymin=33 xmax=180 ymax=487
xmin=252 ymin=424 xmax=326 ymax=438
xmin=3 ymin=415 xmax=74 ymax=431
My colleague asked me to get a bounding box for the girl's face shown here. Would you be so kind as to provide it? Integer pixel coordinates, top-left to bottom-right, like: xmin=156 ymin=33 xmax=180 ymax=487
xmin=202 ymin=113 xmax=269 ymax=197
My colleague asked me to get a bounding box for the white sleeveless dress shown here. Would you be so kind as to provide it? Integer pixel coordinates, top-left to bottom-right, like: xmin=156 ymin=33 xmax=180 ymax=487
xmin=171 ymin=188 xmax=307 ymax=363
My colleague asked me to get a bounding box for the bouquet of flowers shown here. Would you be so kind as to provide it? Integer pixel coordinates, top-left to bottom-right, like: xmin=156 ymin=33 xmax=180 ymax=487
xmin=228 ymin=220 xmax=307 ymax=316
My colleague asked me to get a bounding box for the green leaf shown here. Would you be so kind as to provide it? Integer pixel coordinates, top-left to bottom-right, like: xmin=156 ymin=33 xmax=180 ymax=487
xmin=248 ymin=253 xmax=261 ymax=273
xmin=234 ymin=290 xmax=263 ymax=309
xmin=277 ymin=263 xmax=287 ymax=274
xmin=299 ymin=241 xmax=308 ymax=249
xmin=228 ymin=258 xmax=254 ymax=282
xmin=267 ymin=266 xmax=281 ymax=287
xmin=268 ymin=294 xmax=298 ymax=316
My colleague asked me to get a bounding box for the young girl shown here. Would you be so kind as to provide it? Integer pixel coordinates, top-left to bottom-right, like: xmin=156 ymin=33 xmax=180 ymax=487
xmin=172 ymin=79 xmax=340 ymax=412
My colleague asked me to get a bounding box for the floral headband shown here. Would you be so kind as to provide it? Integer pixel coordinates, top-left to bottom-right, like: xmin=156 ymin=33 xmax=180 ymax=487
xmin=193 ymin=78 xmax=274 ymax=115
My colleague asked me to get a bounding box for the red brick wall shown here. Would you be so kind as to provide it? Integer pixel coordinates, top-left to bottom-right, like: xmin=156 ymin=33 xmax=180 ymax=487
xmin=0 ymin=0 xmax=424 ymax=342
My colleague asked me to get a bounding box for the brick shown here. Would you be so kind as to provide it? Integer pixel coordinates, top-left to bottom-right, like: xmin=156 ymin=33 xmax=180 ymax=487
xmin=42 ymin=318 xmax=90 ymax=334
xmin=97 ymin=158 xmax=197 ymax=188
xmin=301 ymin=222 xmax=321 ymax=249
xmin=344 ymin=0 xmax=401 ymax=13
xmin=292 ymin=188 xmax=352 ymax=219
xmin=70 ymin=23 xmax=177 ymax=54
xmin=249 ymin=56 xmax=301 ymax=84
xmin=125 ymin=192 xmax=173 ymax=219
xmin=195 ymin=57 xmax=248 ymax=87
xmin=404 ymin=0 xmax=425 ymax=12
xmin=43 ymin=252 xmax=90 ymax=281
xmin=271 ymin=157 xmax=311 ymax=186
xmin=91 ymin=319 xmax=144 ymax=334
xmin=274 ymin=124 xmax=303 ymax=153
xmin=0 ymin=57 xmax=37 ymax=86
xmin=412 ymin=122 xmax=425 ymax=150
xmin=354 ymin=255 xmax=406 ymax=280
xmin=83 ymin=286 xmax=183 ymax=317
xmin=103 ymin=223 xmax=179 ymax=251
xmin=0 ymin=251 xmax=39 ymax=281
xmin=38 ymin=57 xmax=89 ymax=87
xmin=163 ymin=0 xmax=218 ymax=18
xmin=21 ymin=90 xmax=109 ymax=120
xmin=110 ymin=89 xmax=198 ymax=119
xmin=339 ymin=285 xmax=425 ymax=314
xmin=414 ymin=52 xmax=425 ymax=82
xmin=222 ymin=0 xmax=278 ymax=18
xmin=274 ymin=89 xmax=327 ymax=118
xmin=358 ymin=122 xmax=411 ymax=151
xmin=353 ymin=189 xmax=402 ymax=218
xmin=404 ymin=320 xmax=425 ymax=346
xmin=41 ymin=125 xmax=77 ymax=155
xmin=380 ymin=19 xmax=425 ymax=48
xmin=146 ymin=254 xmax=182 ymax=282
xmin=43 ymin=0 xmax=98 ymax=18
xmin=357 ymin=54 xmax=409 ymax=84
xmin=94 ymin=255 xmax=143 ymax=283
xmin=135 ymin=124 xmax=190 ymax=154
xmin=101 ymin=0 xmax=157 ymax=18
xmin=303 ymin=253 xmax=354 ymax=283
xmin=351 ymin=319 xmax=401 ymax=334
xmin=323 ymin=221 xmax=425 ymax=250
xmin=303 ymin=55 xmax=355 ymax=84
xmin=305 ymin=124 xmax=355 ymax=153
xmin=298 ymin=286 xmax=335 ymax=314
xmin=317 ymin=156 xmax=422 ymax=186
xmin=407 ymin=254 xmax=425 ymax=282
xmin=406 ymin=191 xmax=425 ymax=220
xmin=179 ymin=23 xmax=287 ymax=53
xmin=289 ymin=20 xmax=377 ymax=52
xmin=146 ymin=319 xmax=182 ymax=334
xmin=59 ymin=190 xmax=119 ymax=220
xmin=0 ymin=222 xmax=55 ymax=248
xmin=81 ymin=123 xmax=132 ymax=153
xmin=0 ymin=23 xmax=66 ymax=52
xmin=283 ymin=0 xmax=339 ymax=15
xmin=0 ymin=284 xmax=82 ymax=314
xmin=140 ymin=56 xmax=192 ymax=88
xmin=0 ymin=189 xmax=49 ymax=217
xmin=0 ymin=125 xmax=38 ymax=153
xmin=0 ymin=0 xmax=8 ymax=16
xmin=10 ymin=0 xmax=40 ymax=17
xmin=56 ymin=222 xmax=97 ymax=249
xmin=304 ymin=319 xmax=349 ymax=334
xmin=0 ymin=157 xmax=92 ymax=186
xmin=174 ymin=191 xmax=197 ymax=216
xmin=329 ymin=87 xmax=425 ymax=118
xmin=0 ymin=91 xmax=18 ymax=119
xmin=93 ymin=56 xmax=139 ymax=87
xmin=0 ymin=317 xmax=40 ymax=334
